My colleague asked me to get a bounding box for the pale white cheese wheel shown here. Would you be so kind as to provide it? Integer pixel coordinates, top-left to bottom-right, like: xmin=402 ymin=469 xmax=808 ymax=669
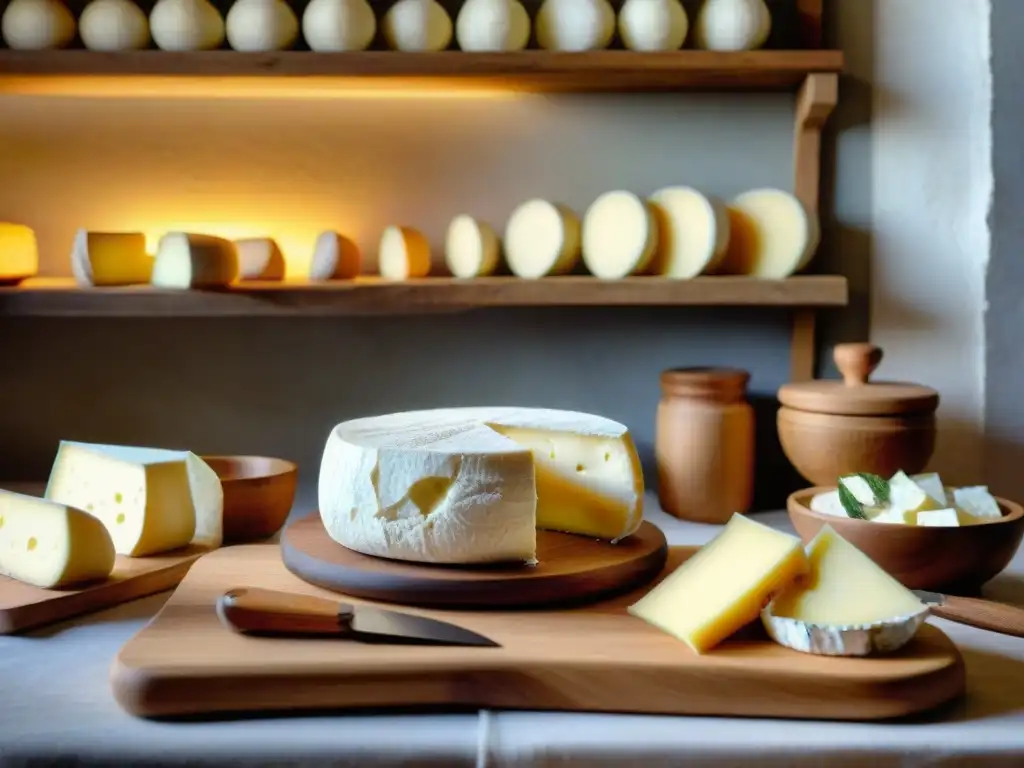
xmin=150 ymin=0 xmax=225 ymax=51
xmin=445 ymin=215 xmax=500 ymax=278
xmin=618 ymin=0 xmax=687 ymax=51
xmin=722 ymin=188 xmax=820 ymax=278
xmin=1 ymin=0 xmax=75 ymax=50
xmin=309 ymin=231 xmax=361 ymax=281
xmin=234 ymin=237 xmax=286 ymax=280
xmin=80 ymin=0 xmax=150 ymax=50
xmin=581 ymin=190 xmax=659 ymax=280
xmin=382 ymin=0 xmax=452 ymax=52
xmin=693 ymin=0 xmax=770 ymax=52
xmin=302 ymin=0 xmax=376 ymax=52
xmin=647 ymin=186 xmax=731 ymax=278
xmin=504 ymin=199 xmax=581 ymax=279
xmin=455 ymin=0 xmax=529 ymax=52
xmin=535 ymin=0 xmax=614 ymax=51
xmin=226 ymin=0 xmax=298 ymax=51
xmin=151 ymin=232 xmax=240 ymax=289
xmin=379 ymin=225 xmax=431 ymax=280
xmin=71 ymin=230 xmax=153 ymax=287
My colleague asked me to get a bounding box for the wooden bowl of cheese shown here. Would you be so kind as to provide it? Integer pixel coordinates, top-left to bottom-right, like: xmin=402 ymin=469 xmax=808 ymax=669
xmin=787 ymin=472 xmax=1024 ymax=592
xmin=202 ymin=455 xmax=298 ymax=544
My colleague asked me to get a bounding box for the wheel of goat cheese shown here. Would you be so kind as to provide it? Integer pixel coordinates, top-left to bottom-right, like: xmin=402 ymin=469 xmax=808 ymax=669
xmin=318 ymin=407 xmax=645 ymax=564
xmin=722 ymin=188 xmax=820 ymax=278
xmin=445 ymin=214 xmax=500 ymax=278
xmin=647 ymin=186 xmax=731 ymax=278
xmin=504 ymin=199 xmax=582 ymax=279
xmin=581 ymin=190 xmax=659 ymax=279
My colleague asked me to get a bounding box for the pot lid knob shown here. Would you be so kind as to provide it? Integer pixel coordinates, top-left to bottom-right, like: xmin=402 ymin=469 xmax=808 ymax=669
xmin=834 ymin=343 xmax=883 ymax=387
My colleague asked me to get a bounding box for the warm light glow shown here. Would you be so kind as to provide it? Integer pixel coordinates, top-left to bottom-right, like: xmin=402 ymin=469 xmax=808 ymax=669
xmin=0 ymin=222 xmax=39 ymax=281
xmin=143 ymin=225 xmax=320 ymax=279
xmin=0 ymin=76 xmax=526 ymax=101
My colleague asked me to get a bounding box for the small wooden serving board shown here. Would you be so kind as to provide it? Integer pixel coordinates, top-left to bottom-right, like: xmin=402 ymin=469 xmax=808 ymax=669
xmin=0 ymin=545 xmax=209 ymax=634
xmin=111 ymin=544 xmax=966 ymax=721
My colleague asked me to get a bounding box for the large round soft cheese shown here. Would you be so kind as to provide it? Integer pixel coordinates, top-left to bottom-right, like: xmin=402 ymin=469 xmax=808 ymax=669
xmin=318 ymin=407 xmax=645 ymax=564
xmin=80 ymin=0 xmax=150 ymax=51
xmin=721 ymin=188 xmax=820 ymax=278
xmin=382 ymin=0 xmax=452 ymax=51
xmin=1 ymin=0 xmax=76 ymax=50
xmin=535 ymin=0 xmax=614 ymax=51
xmin=302 ymin=0 xmax=376 ymax=52
xmin=226 ymin=0 xmax=298 ymax=51
xmin=618 ymin=0 xmax=688 ymax=51
xmin=455 ymin=0 xmax=529 ymax=52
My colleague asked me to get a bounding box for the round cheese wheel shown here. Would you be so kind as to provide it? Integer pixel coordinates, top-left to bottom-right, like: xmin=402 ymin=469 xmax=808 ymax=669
xmin=721 ymin=188 xmax=821 ymax=278
xmin=80 ymin=0 xmax=150 ymax=51
xmin=504 ymin=199 xmax=582 ymax=280
xmin=382 ymin=0 xmax=452 ymax=52
xmin=693 ymin=0 xmax=770 ymax=52
xmin=581 ymin=190 xmax=659 ymax=280
xmin=150 ymin=0 xmax=225 ymax=51
xmin=445 ymin=215 xmax=500 ymax=278
xmin=302 ymin=0 xmax=376 ymax=52
xmin=455 ymin=0 xmax=530 ymax=51
xmin=618 ymin=0 xmax=687 ymax=52
xmin=1 ymin=0 xmax=75 ymax=50
xmin=226 ymin=0 xmax=298 ymax=51
xmin=535 ymin=0 xmax=614 ymax=51
xmin=310 ymin=231 xmax=361 ymax=281
xmin=378 ymin=225 xmax=431 ymax=280
xmin=647 ymin=186 xmax=731 ymax=278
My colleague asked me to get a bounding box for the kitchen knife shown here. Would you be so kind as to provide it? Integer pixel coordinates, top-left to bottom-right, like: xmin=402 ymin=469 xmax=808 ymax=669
xmin=216 ymin=587 xmax=500 ymax=647
xmin=914 ymin=590 xmax=1024 ymax=638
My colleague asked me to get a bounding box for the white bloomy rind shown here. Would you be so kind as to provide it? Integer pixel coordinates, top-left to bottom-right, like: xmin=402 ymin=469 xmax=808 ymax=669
xmin=761 ymin=604 xmax=930 ymax=657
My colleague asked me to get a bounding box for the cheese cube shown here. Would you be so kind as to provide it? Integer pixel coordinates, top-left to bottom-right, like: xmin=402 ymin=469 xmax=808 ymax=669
xmin=869 ymin=506 xmax=916 ymax=525
xmin=581 ymin=190 xmax=659 ymax=279
xmin=916 ymin=508 xmax=961 ymax=527
xmin=151 ymin=232 xmax=240 ymax=289
xmin=378 ymin=225 xmax=431 ymax=280
xmin=234 ymin=238 xmax=285 ymax=281
xmin=953 ymin=486 xmax=1003 ymax=522
xmin=45 ymin=442 xmax=224 ymax=556
xmin=0 ymin=222 xmax=38 ymax=283
xmin=888 ymin=471 xmax=940 ymax=516
xmin=0 ymin=489 xmax=115 ymax=588
xmin=309 ymin=231 xmax=361 ymax=281
xmin=809 ymin=489 xmax=846 ymax=517
xmin=627 ymin=514 xmax=808 ymax=653
xmin=445 ymin=215 xmax=500 ymax=278
xmin=647 ymin=186 xmax=730 ymax=278
xmin=912 ymin=472 xmax=948 ymax=507
xmin=770 ymin=526 xmax=925 ymax=625
xmin=504 ymin=199 xmax=581 ymax=279
xmin=70 ymin=230 xmax=153 ymax=287
xmin=720 ymin=188 xmax=820 ymax=278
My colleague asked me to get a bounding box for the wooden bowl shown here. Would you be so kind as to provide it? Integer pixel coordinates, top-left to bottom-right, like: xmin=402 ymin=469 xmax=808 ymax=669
xmin=202 ymin=456 xmax=298 ymax=544
xmin=788 ymin=486 xmax=1024 ymax=592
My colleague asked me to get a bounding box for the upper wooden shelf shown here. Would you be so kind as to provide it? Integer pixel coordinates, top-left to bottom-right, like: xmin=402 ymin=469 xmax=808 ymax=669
xmin=0 ymin=276 xmax=848 ymax=317
xmin=0 ymin=50 xmax=845 ymax=95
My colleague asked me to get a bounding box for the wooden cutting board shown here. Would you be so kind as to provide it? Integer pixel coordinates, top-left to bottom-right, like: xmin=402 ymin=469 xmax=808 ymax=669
xmin=0 ymin=545 xmax=209 ymax=634
xmin=110 ymin=544 xmax=966 ymax=721
xmin=281 ymin=512 xmax=669 ymax=608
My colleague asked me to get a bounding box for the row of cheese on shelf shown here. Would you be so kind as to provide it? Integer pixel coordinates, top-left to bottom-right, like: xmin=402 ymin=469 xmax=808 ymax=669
xmin=0 ymin=442 xmax=224 ymax=589
xmin=629 ymin=513 xmax=930 ymax=657
xmin=2 ymin=0 xmax=773 ymax=54
xmin=811 ymin=471 xmax=1003 ymax=527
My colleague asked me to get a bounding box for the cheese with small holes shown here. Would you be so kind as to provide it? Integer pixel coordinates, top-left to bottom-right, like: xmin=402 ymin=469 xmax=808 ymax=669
xmin=379 ymin=225 xmax=431 ymax=279
xmin=720 ymin=188 xmax=820 ymax=277
xmin=769 ymin=525 xmax=925 ymax=625
xmin=581 ymin=190 xmax=659 ymax=279
xmin=626 ymin=514 xmax=808 ymax=653
xmin=235 ymin=238 xmax=285 ymax=280
xmin=71 ymin=230 xmax=153 ymax=287
xmin=445 ymin=214 xmax=500 ymax=278
xmin=151 ymin=232 xmax=239 ymax=289
xmin=45 ymin=441 xmax=224 ymax=555
xmin=0 ymin=222 xmax=38 ymax=283
xmin=504 ymin=199 xmax=581 ymax=279
xmin=0 ymin=489 xmax=115 ymax=588
xmin=318 ymin=407 xmax=644 ymax=564
xmin=647 ymin=186 xmax=730 ymax=278
xmin=953 ymin=486 xmax=1003 ymax=522
xmin=309 ymin=231 xmax=361 ymax=281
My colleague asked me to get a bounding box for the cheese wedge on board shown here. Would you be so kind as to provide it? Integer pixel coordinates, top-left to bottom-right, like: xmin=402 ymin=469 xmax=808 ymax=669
xmin=721 ymin=188 xmax=820 ymax=278
xmin=581 ymin=190 xmax=659 ymax=279
xmin=504 ymin=199 xmax=581 ymax=279
xmin=309 ymin=231 xmax=361 ymax=281
xmin=235 ymin=238 xmax=285 ymax=280
xmin=0 ymin=222 xmax=38 ymax=283
xmin=627 ymin=514 xmax=807 ymax=653
xmin=318 ymin=407 xmax=644 ymax=564
xmin=71 ymin=230 xmax=152 ymax=287
xmin=379 ymin=225 xmax=431 ymax=280
xmin=151 ymin=233 xmax=239 ymax=289
xmin=45 ymin=441 xmax=224 ymax=555
xmin=445 ymin=214 xmax=500 ymax=278
xmin=647 ymin=186 xmax=730 ymax=278
xmin=0 ymin=488 xmax=116 ymax=588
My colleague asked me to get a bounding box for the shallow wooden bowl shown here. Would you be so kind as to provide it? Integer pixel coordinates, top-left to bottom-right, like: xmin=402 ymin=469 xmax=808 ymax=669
xmin=202 ymin=456 xmax=298 ymax=544
xmin=788 ymin=487 xmax=1024 ymax=593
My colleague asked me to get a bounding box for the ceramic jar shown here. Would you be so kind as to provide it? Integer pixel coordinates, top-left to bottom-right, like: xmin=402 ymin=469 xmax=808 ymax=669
xmin=776 ymin=343 xmax=940 ymax=486
xmin=656 ymin=367 xmax=754 ymax=524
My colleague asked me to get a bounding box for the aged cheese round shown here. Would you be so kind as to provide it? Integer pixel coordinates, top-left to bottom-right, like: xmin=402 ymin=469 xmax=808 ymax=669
xmin=378 ymin=225 xmax=431 ymax=280
xmin=721 ymin=188 xmax=820 ymax=278
xmin=80 ymin=0 xmax=150 ymax=50
xmin=309 ymin=230 xmax=361 ymax=281
xmin=455 ymin=0 xmax=529 ymax=51
xmin=226 ymin=0 xmax=298 ymax=51
xmin=618 ymin=0 xmax=687 ymax=51
xmin=647 ymin=186 xmax=731 ymax=278
xmin=382 ymin=0 xmax=452 ymax=51
xmin=535 ymin=0 xmax=614 ymax=51
xmin=504 ymin=199 xmax=581 ymax=279
xmin=582 ymin=190 xmax=659 ymax=279
xmin=302 ymin=0 xmax=376 ymax=51
xmin=1 ymin=0 xmax=75 ymax=50
xmin=445 ymin=214 xmax=500 ymax=278
xmin=150 ymin=0 xmax=225 ymax=50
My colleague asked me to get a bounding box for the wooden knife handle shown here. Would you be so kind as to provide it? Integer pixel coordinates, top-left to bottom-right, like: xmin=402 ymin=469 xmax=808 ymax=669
xmin=216 ymin=587 xmax=355 ymax=636
xmin=930 ymin=595 xmax=1024 ymax=638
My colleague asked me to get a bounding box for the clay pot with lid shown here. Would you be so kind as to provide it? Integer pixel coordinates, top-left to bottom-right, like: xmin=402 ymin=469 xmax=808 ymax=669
xmin=777 ymin=343 xmax=939 ymax=486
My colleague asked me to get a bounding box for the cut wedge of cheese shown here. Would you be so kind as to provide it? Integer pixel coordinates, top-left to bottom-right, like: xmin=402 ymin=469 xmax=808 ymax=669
xmin=0 ymin=489 xmax=116 ymax=589
xmin=379 ymin=225 xmax=431 ymax=280
xmin=627 ymin=513 xmax=808 ymax=654
xmin=309 ymin=230 xmax=361 ymax=281
xmin=45 ymin=441 xmax=224 ymax=555
xmin=318 ymin=407 xmax=644 ymax=564
xmin=445 ymin=214 xmax=500 ymax=278
xmin=720 ymin=188 xmax=820 ymax=278
xmin=235 ymin=238 xmax=285 ymax=281
xmin=71 ymin=230 xmax=153 ymax=287
xmin=647 ymin=186 xmax=730 ymax=278
xmin=504 ymin=199 xmax=582 ymax=279
xmin=0 ymin=222 xmax=38 ymax=284
xmin=581 ymin=190 xmax=659 ymax=279
xmin=151 ymin=232 xmax=239 ymax=289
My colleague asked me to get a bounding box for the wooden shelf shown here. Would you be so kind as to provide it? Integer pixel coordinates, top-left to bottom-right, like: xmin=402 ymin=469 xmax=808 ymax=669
xmin=0 ymin=276 xmax=848 ymax=317
xmin=0 ymin=50 xmax=844 ymax=95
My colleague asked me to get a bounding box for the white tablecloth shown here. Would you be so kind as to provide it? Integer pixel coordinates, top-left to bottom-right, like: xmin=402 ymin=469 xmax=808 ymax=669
xmin=2 ymin=484 xmax=1024 ymax=767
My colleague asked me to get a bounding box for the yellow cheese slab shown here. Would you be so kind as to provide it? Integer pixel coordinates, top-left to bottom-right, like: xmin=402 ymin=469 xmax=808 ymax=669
xmin=627 ymin=514 xmax=808 ymax=653
xmin=0 ymin=222 xmax=38 ymax=281
xmin=771 ymin=526 xmax=925 ymax=625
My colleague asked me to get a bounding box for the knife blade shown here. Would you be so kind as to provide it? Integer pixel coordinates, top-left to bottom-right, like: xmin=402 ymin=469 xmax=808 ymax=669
xmin=914 ymin=590 xmax=1024 ymax=638
xmin=215 ymin=587 xmax=500 ymax=647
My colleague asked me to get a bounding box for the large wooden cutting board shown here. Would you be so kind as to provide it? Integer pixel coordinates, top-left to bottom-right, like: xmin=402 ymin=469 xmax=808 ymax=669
xmin=110 ymin=544 xmax=966 ymax=721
